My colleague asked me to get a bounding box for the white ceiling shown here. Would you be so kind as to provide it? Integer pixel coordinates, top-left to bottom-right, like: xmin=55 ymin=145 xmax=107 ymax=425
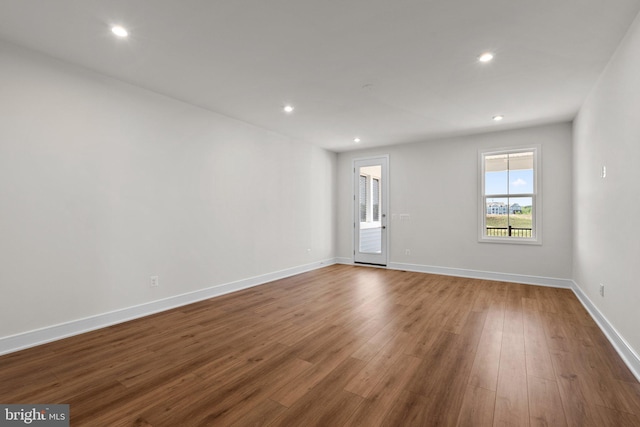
xmin=1 ymin=0 xmax=639 ymax=152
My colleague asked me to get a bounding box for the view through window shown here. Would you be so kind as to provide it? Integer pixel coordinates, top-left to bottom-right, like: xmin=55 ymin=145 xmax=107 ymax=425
xmin=481 ymin=148 xmax=539 ymax=243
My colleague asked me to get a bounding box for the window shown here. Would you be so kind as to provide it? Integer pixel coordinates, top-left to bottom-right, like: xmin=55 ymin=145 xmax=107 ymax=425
xmin=372 ymin=178 xmax=380 ymax=221
xmin=359 ymin=169 xmax=382 ymax=224
xmin=359 ymin=175 xmax=368 ymax=222
xmin=479 ymin=147 xmax=540 ymax=244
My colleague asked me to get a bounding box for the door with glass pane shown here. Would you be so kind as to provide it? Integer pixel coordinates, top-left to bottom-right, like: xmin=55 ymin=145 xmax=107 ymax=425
xmin=354 ymin=156 xmax=388 ymax=265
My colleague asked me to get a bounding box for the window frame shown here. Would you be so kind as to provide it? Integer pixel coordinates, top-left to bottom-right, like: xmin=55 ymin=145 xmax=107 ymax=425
xmin=478 ymin=145 xmax=541 ymax=245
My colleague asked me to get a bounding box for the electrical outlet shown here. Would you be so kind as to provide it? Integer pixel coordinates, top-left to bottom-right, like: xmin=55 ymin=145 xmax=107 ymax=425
xmin=599 ymin=283 xmax=605 ymax=297
xmin=150 ymin=275 xmax=159 ymax=288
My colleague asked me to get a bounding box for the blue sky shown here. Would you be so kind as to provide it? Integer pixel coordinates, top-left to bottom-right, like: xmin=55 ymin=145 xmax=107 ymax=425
xmin=485 ymin=170 xmax=533 ymax=195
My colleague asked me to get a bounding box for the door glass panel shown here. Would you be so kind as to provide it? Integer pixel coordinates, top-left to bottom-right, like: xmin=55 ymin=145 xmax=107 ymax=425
xmin=372 ymin=178 xmax=380 ymax=221
xmin=359 ymin=175 xmax=367 ymax=222
xmin=359 ymin=165 xmax=382 ymax=254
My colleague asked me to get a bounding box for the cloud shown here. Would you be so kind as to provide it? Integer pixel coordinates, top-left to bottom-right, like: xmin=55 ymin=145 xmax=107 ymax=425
xmin=512 ymin=178 xmax=527 ymax=187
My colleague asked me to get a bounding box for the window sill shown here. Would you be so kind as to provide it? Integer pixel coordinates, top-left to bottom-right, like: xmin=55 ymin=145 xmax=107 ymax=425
xmin=479 ymin=236 xmax=541 ymax=245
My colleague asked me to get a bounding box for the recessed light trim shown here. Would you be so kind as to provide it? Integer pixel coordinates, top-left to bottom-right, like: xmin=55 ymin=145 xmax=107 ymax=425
xmin=111 ymin=25 xmax=128 ymax=38
xmin=283 ymin=105 xmax=294 ymax=113
xmin=493 ymin=115 xmax=504 ymax=121
xmin=479 ymin=52 xmax=494 ymax=63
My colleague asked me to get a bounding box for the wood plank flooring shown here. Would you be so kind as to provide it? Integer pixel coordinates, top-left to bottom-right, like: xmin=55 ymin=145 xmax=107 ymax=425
xmin=1 ymin=265 xmax=639 ymax=426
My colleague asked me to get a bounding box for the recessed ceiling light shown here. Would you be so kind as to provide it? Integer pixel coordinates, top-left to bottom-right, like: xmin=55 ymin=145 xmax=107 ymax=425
xmin=283 ymin=105 xmax=294 ymax=113
xmin=354 ymin=137 xmax=361 ymax=143
xmin=493 ymin=115 xmax=504 ymax=121
xmin=111 ymin=25 xmax=128 ymax=38
xmin=479 ymin=52 xmax=494 ymax=63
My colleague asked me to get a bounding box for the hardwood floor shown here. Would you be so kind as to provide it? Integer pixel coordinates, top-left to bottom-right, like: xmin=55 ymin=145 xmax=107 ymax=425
xmin=1 ymin=264 xmax=639 ymax=426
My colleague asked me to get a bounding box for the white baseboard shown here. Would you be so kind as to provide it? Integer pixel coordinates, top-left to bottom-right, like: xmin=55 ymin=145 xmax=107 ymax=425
xmin=387 ymin=262 xmax=573 ymax=288
xmin=570 ymin=281 xmax=640 ymax=382
xmin=5 ymin=258 xmax=638 ymax=384
xmin=0 ymin=258 xmax=337 ymax=356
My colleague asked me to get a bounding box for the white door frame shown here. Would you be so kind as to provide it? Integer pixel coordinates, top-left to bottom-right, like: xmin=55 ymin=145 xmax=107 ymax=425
xmin=353 ymin=155 xmax=389 ymax=266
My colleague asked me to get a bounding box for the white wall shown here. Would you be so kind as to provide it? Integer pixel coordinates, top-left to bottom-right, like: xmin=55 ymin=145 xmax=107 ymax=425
xmin=337 ymin=123 xmax=573 ymax=280
xmin=573 ymin=13 xmax=640 ymax=356
xmin=0 ymin=41 xmax=336 ymax=338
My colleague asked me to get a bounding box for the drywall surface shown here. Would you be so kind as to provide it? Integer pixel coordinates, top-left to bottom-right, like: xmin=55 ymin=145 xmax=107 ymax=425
xmin=337 ymin=123 xmax=573 ymax=279
xmin=0 ymin=41 xmax=336 ymax=337
xmin=573 ymin=13 xmax=640 ymax=357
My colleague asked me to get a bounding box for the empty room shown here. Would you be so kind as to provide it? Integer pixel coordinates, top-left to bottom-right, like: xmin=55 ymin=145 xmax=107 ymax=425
xmin=1 ymin=1 xmax=640 ymax=426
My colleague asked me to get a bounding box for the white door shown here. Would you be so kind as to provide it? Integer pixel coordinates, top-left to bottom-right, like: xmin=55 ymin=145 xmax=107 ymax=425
xmin=354 ymin=156 xmax=388 ymax=266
